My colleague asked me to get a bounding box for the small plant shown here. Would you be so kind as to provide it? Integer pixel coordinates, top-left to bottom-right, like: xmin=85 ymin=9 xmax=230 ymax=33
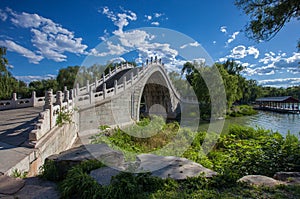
xmin=11 ymin=168 xmax=27 ymax=178
xmin=39 ymin=159 xmax=60 ymax=181
xmin=56 ymin=110 xmax=73 ymax=126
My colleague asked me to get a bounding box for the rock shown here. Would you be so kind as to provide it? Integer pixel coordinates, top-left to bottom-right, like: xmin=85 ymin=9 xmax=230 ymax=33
xmin=274 ymin=172 xmax=300 ymax=185
xmin=14 ymin=177 xmax=59 ymax=199
xmin=238 ymin=175 xmax=285 ymax=187
xmin=273 ymin=172 xmax=300 ymax=181
xmin=0 ymin=174 xmax=25 ymax=195
xmin=46 ymin=144 xmax=124 ymax=178
xmin=90 ymin=167 xmax=121 ymax=186
xmin=136 ymin=154 xmax=217 ymax=180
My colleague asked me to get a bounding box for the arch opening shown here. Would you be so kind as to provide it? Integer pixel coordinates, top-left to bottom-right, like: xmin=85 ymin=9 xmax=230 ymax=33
xmin=139 ymin=71 xmax=176 ymax=122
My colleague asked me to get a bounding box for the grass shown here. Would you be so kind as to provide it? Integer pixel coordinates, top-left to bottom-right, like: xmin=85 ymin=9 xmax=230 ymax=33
xmin=40 ymin=117 xmax=300 ymax=198
xmin=228 ymin=105 xmax=258 ymax=117
xmin=11 ymin=168 xmax=28 ymax=178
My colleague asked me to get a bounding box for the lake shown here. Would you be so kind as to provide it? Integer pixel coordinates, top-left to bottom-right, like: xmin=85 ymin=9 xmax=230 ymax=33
xmin=198 ymin=111 xmax=300 ymax=138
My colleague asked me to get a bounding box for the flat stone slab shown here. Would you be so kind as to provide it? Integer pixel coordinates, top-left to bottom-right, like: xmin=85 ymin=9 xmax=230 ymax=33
xmin=274 ymin=172 xmax=300 ymax=185
xmin=136 ymin=154 xmax=217 ymax=180
xmin=14 ymin=177 xmax=59 ymax=199
xmin=238 ymin=175 xmax=285 ymax=187
xmin=47 ymin=144 xmax=125 ymax=177
xmin=0 ymin=174 xmax=25 ymax=195
xmin=90 ymin=167 xmax=121 ymax=186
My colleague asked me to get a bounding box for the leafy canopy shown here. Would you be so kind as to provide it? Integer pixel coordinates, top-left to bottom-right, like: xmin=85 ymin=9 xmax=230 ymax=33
xmin=235 ymin=0 xmax=300 ymax=49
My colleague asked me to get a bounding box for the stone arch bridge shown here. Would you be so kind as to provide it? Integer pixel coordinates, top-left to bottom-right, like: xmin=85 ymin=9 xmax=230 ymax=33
xmin=75 ymin=59 xmax=198 ymax=133
xmin=0 ymin=58 xmax=198 ymax=175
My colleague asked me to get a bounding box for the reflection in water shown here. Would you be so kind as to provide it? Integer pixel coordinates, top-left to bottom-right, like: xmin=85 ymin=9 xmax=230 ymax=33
xmin=198 ymin=111 xmax=300 ymax=138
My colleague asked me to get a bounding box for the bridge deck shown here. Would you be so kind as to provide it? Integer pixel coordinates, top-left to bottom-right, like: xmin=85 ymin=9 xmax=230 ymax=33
xmin=0 ymin=107 xmax=42 ymax=174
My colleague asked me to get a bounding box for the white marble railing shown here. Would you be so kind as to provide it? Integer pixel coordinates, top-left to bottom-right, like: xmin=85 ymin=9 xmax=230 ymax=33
xmin=74 ymin=59 xmax=199 ymax=108
xmin=0 ymin=91 xmax=46 ymax=110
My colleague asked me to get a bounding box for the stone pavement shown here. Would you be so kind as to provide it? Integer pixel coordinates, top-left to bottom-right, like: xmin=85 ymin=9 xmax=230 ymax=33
xmin=0 ymin=173 xmax=59 ymax=199
xmin=0 ymin=107 xmax=42 ymax=174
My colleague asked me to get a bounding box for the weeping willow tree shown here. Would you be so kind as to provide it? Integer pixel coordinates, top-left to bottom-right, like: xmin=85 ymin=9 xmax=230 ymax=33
xmin=0 ymin=47 xmax=29 ymax=100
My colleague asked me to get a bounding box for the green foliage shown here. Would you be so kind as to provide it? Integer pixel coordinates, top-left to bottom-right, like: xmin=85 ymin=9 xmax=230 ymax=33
xmin=106 ymin=172 xmax=164 ymax=198
xmin=56 ymin=66 xmax=80 ymax=91
xmin=0 ymin=47 xmax=30 ymax=100
xmin=229 ymin=105 xmax=258 ymax=117
xmin=235 ymin=0 xmax=300 ymax=49
xmin=92 ymin=116 xmax=180 ymax=153
xmin=39 ymin=159 xmax=60 ymax=181
xmin=29 ymin=79 xmax=59 ymax=97
xmin=56 ymin=110 xmax=73 ymax=126
xmin=59 ymin=168 xmax=103 ymax=199
xmin=59 ymin=160 xmax=105 ymax=199
xmin=209 ymin=125 xmax=300 ymax=178
xmin=11 ymin=168 xmax=28 ymax=178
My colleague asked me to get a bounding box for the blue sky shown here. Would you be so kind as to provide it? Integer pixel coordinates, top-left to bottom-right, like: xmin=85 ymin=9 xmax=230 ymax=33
xmin=0 ymin=0 xmax=299 ymax=87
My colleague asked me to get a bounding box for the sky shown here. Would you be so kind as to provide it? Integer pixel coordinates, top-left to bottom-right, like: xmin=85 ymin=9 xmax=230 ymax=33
xmin=0 ymin=0 xmax=299 ymax=88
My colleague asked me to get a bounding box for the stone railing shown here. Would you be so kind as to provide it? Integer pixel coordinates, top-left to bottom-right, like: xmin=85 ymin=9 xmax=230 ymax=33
xmin=0 ymin=91 xmax=45 ymax=111
xmin=29 ymin=87 xmax=75 ymax=145
xmin=75 ymin=62 xmax=134 ymax=96
xmin=74 ymin=57 xmax=199 ymax=108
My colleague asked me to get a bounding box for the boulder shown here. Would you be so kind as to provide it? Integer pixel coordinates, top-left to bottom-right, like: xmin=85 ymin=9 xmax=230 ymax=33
xmin=136 ymin=154 xmax=217 ymax=180
xmin=238 ymin=175 xmax=284 ymax=187
xmin=90 ymin=167 xmax=121 ymax=186
xmin=14 ymin=177 xmax=59 ymax=199
xmin=0 ymin=173 xmax=25 ymax=195
xmin=89 ymin=154 xmax=218 ymax=185
xmin=46 ymin=144 xmax=125 ymax=177
xmin=273 ymin=172 xmax=300 ymax=185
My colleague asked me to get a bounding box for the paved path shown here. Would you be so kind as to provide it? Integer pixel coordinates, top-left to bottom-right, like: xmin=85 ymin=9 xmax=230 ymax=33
xmin=0 ymin=107 xmax=43 ymax=174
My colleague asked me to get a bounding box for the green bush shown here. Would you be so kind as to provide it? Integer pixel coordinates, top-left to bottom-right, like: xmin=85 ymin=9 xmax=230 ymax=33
xmin=59 ymin=160 xmax=105 ymax=199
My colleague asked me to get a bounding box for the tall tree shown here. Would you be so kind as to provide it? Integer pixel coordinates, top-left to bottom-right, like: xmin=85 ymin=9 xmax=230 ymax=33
xmin=235 ymin=0 xmax=300 ymax=49
xmin=56 ymin=66 xmax=80 ymax=90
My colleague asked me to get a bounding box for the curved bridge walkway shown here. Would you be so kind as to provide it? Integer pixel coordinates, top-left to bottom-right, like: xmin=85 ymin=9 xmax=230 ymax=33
xmin=0 ymin=107 xmax=42 ymax=174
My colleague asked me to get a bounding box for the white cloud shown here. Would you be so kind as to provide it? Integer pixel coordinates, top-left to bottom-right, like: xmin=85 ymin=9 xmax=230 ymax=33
xmin=226 ymin=31 xmax=239 ymax=45
xmin=228 ymin=45 xmax=260 ymax=59
xmin=3 ymin=8 xmax=88 ymax=63
xmin=15 ymin=74 xmax=56 ymax=84
xmin=154 ymin=13 xmax=163 ymax=18
xmin=213 ymin=41 xmax=216 ymax=44
xmin=180 ymin=41 xmax=200 ymax=49
xmin=151 ymin=21 xmax=160 ymax=26
xmin=220 ymin=26 xmax=227 ymax=33
xmin=247 ymin=46 xmax=260 ymax=59
xmin=145 ymin=15 xmax=152 ymax=20
xmin=108 ymin=57 xmax=126 ymax=64
xmin=285 ymin=52 xmax=300 ymax=63
xmin=0 ymin=9 xmax=7 ymax=21
xmin=102 ymin=7 xmax=137 ymax=35
xmin=0 ymin=40 xmax=43 ymax=64
xmin=258 ymin=78 xmax=300 ymax=87
xmin=90 ymin=41 xmax=126 ymax=57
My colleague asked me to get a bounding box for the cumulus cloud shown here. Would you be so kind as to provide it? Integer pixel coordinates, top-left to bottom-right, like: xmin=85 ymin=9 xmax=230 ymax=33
xmin=258 ymin=51 xmax=300 ymax=72
xmin=144 ymin=12 xmax=165 ymax=26
xmin=180 ymin=41 xmax=200 ymax=49
xmin=226 ymin=45 xmax=259 ymax=59
xmin=226 ymin=31 xmax=239 ymax=45
xmin=15 ymin=74 xmax=56 ymax=84
xmin=258 ymin=78 xmax=300 ymax=87
xmin=220 ymin=26 xmax=227 ymax=33
xmin=151 ymin=21 xmax=160 ymax=26
xmin=102 ymin=6 xmax=137 ymax=35
xmin=0 ymin=40 xmax=43 ymax=64
xmin=145 ymin=15 xmax=152 ymax=20
xmin=0 ymin=9 xmax=8 ymax=21
xmin=1 ymin=8 xmax=88 ymax=63
xmin=154 ymin=13 xmax=163 ymax=18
